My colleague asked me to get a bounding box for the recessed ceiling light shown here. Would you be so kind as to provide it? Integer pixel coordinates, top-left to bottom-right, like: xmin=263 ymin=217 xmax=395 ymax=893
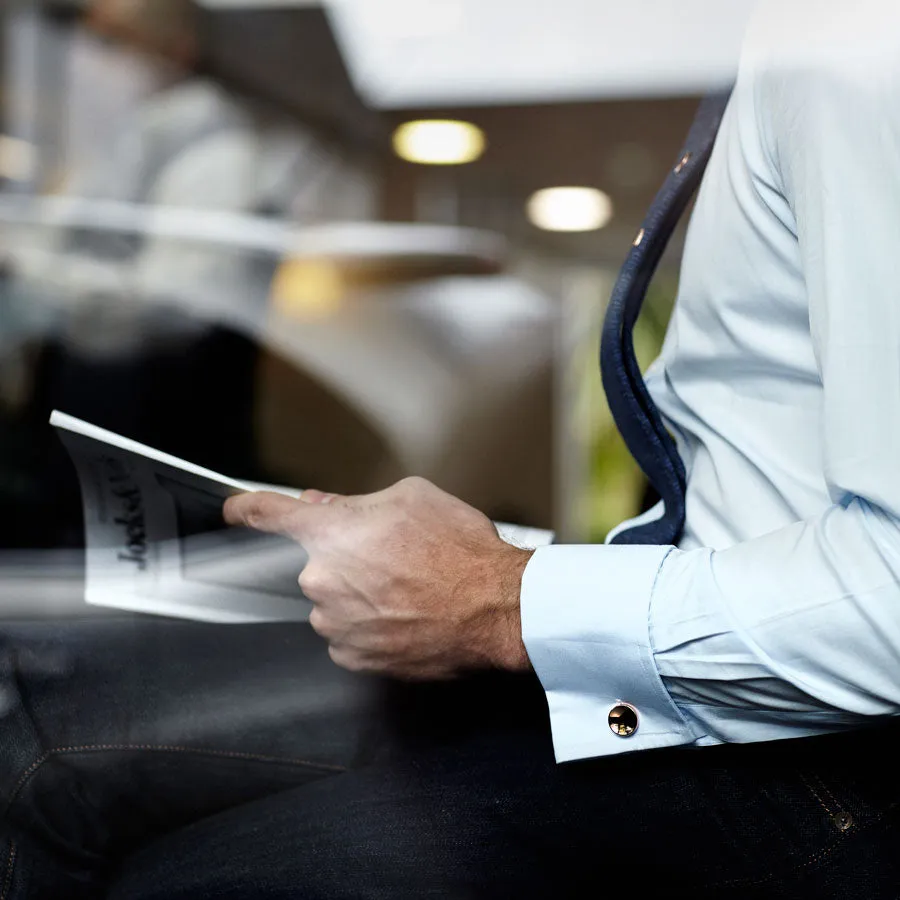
xmin=392 ymin=120 xmax=485 ymax=166
xmin=526 ymin=186 xmax=613 ymax=232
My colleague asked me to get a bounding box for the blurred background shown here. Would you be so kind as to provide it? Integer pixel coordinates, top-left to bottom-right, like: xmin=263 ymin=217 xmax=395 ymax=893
xmin=0 ymin=0 xmax=755 ymax=610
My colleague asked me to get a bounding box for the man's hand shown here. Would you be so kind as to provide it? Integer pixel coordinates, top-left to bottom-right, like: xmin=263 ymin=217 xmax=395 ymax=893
xmin=223 ymin=477 xmax=533 ymax=680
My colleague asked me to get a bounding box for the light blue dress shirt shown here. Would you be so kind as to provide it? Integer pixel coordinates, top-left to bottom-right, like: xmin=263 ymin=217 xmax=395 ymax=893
xmin=521 ymin=0 xmax=900 ymax=763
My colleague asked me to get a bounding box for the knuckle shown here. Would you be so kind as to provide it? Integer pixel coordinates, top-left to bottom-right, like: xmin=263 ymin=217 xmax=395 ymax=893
xmin=298 ymin=565 xmax=327 ymax=599
xmin=396 ymin=475 xmax=430 ymax=496
xmin=242 ymin=497 xmax=270 ymax=530
xmin=243 ymin=508 xmax=263 ymax=531
xmin=308 ymin=606 xmax=327 ymax=635
xmin=308 ymin=607 xmax=339 ymax=642
xmin=327 ymin=645 xmax=362 ymax=672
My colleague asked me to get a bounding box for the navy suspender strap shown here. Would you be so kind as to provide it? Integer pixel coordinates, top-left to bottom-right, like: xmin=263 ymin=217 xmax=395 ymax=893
xmin=600 ymin=90 xmax=732 ymax=546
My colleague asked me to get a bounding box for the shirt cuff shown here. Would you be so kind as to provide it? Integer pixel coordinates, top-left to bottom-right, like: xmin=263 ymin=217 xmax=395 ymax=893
xmin=520 ymin=544 xmax=698 ymax=762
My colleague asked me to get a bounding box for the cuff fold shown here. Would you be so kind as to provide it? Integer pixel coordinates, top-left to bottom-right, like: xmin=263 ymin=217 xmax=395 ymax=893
xmin=520 ymin=544 xmax=695 ymax=762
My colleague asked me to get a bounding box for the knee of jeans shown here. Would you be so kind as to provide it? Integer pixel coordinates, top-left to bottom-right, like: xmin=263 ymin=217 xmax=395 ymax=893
xmin=3 ymin=755 xmax=113 ymax=867
xmin=0 ymin=649 xmax=57 ymax=811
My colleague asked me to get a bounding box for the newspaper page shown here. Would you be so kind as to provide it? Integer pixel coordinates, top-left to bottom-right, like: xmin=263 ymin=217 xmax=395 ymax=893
xmin=51 ymin=411 xmax=554 ymax=624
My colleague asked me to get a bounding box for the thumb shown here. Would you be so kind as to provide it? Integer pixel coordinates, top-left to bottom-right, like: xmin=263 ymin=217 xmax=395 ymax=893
xmin=223 ymin=490 xmax=333 ymax=540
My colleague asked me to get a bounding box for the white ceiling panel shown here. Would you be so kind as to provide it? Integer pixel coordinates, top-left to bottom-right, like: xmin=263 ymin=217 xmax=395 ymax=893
xmin=328 ymin=0 xmax=757 ymax=107
xmin=199 ymin=0 xmax=759 ymax=108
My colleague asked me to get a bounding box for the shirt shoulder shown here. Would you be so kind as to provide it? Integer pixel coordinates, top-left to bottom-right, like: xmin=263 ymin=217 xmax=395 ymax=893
xmin=734 ymin=0 xmax=900 ymax=199
xmin=741 ymin=0 xmax=900 ymax=98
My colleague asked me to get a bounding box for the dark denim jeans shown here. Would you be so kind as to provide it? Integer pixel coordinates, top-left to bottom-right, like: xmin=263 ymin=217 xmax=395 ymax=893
xmin=0 ymin=618 xmax=899 ymax=899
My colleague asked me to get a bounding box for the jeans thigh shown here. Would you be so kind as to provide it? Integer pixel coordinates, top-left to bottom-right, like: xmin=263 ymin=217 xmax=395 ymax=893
xmin=108 ymin=715 xmax=900 ymax=900
xmin=0 ymin=617 xmax=380 ymax=872
xmin=653 ymin=727 xmax=900 ymax=898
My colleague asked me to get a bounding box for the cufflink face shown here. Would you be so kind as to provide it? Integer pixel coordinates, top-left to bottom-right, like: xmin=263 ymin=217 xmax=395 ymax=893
xmin=608 ymin=702 xmax=639 ymax=737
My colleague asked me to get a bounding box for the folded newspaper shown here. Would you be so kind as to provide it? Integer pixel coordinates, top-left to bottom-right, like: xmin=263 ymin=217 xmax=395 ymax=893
xmin=51 ymin=411 xmax=554 ymax=624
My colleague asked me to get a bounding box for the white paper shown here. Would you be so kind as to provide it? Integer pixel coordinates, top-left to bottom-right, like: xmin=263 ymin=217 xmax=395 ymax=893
xmin=51 ymin=411 xmax=554 ymax=624
xmin=51 ymin=411 xmax=310 ymax=623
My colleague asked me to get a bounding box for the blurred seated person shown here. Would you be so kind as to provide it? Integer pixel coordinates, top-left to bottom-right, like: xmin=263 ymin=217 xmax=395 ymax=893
xmin=0 ymin=0 xmax=376 ymax=549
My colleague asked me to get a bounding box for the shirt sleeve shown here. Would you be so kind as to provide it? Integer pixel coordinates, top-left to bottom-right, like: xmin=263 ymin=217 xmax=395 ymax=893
xmin=522 ymin=3 xmax=900 ymax=764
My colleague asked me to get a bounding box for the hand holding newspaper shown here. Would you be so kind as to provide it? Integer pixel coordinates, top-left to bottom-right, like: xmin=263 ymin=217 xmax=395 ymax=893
xmin=51 ymin=411 xmax=554 ymax=623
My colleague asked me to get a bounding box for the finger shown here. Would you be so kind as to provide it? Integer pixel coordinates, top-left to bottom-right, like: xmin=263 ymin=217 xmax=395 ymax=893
xmin=328 ymin=644 xmax=366 ymax=674
xmin=223 ymin=491 xmax=307 ymax=536
xmin=307 ymin=604 xmax=326 ymax=636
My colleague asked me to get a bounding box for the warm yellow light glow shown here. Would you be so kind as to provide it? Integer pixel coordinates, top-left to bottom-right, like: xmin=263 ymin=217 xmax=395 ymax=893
xmin=392 ymin=120 xmax=485 ymax=165
xmin=526 ymin=186 xmax=613 ymax=232
xmin=271 ymin=258 xmax=343 ymax=318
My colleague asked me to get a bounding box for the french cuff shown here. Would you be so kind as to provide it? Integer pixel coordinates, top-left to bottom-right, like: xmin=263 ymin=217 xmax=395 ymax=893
xmin=520 ymin=544 xmax=697 ymax=763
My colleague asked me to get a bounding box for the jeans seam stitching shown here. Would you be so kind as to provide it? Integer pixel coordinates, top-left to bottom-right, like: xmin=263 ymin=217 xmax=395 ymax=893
xmin=0 ymin=840 xmax=16 ymax=900
xmin=707 ymin=835 xmax=846 ymax=890
xmin=799 ymin=772 xmax=834 ymax=817
xmin=705 ymin=798 xmax=900 ymax=890
xmin=810 ymin=773 xmax=843 ymax=815
xmin=4 ymin=744 xmax=346 ymax=816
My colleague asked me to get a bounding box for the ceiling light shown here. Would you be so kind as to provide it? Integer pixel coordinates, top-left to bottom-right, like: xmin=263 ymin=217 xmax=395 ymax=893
xmin=526 ymin=187 xmax=613 ymax=232
xmin=392 ymin=120 xmax=485 ymax=165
